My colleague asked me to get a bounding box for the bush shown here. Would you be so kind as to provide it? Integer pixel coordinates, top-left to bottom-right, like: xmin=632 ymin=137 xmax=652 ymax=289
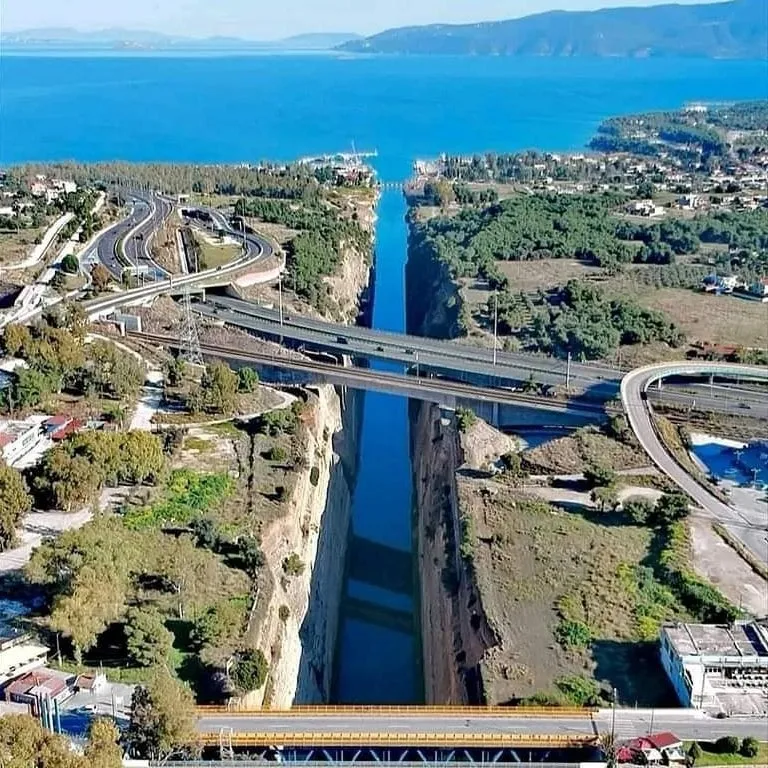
xmin=555 ymin=619 xmax=591 ymax=649
xmin=740 ymin=737 xmax=760 ymax=758
xmin=623 ymin=497 xmax=655 ymax=525
xmin=282 ymin=553 xmax=305 ymax=577
xmin=715 ymin=736 xmax=740 ymax=755
xmin=688 ymin=742 xmax=702 ymax=763
xmin=584 ymin=463 xmax=616 ymax=488
xmin=309 ymin=466 xmax=320 ymax=487
xmin=455 ymin=407 xmax=477 ymax=433
xmin=61 ymin=253 xmax=79 ymax=274
xmin=278 ymin=605 xmax=290 ymax=622
xmin=230 ymin=649 xmax=268 ymax=692
xmin=266 ymin=446 xmax=288 ymax=463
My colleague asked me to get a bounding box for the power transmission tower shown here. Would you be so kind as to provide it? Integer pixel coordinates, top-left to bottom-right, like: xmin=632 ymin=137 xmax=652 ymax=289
xmin=179 ymin=285 xmax=204 ymax=366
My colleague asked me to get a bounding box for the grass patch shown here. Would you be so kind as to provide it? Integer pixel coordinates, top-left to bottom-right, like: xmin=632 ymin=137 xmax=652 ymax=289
xmin=686 ymin=742 xmax=768 ymax=766
xmin=196 ymin=238 xmax=242 ymax=270
xmin=123 ymin=469 xmax=234 ymax=530
xmin=184 ymin=436 xmax=213 ymax=453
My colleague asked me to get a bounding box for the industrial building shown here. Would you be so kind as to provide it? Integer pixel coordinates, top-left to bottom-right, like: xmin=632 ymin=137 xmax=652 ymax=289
xmin=660 ymin=621 xmax=768 ymax=715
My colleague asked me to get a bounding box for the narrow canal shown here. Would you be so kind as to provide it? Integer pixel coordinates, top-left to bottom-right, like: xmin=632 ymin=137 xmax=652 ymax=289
xmin=332 ymin=187 xmax=422 ymax=704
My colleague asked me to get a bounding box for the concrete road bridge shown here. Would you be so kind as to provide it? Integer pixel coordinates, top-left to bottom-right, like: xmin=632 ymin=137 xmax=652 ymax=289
xmin=190 ymin=705 xmax=766 ymax=760
xmin=190 ymin=294 xmax=768 ymax=419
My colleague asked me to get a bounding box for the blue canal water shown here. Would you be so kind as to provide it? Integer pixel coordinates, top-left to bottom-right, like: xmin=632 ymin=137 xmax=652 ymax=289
xmin=1 ymin=54 xmax=766 ymax=703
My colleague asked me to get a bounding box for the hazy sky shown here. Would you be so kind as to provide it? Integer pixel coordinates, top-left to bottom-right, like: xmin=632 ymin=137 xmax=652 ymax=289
xmin=3 ymin=0 xmax=724 ymax=39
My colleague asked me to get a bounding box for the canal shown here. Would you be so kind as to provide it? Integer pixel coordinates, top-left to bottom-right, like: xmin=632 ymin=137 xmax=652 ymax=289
xmin=332 ymin=187 xmax=423 ymax=704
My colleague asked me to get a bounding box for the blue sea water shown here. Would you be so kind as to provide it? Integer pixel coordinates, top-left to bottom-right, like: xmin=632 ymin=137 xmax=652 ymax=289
xmin=1 ymin=54 xmax=766 ymax=704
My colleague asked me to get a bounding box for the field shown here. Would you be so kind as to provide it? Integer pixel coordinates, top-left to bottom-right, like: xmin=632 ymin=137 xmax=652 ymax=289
xmin=459 ymin=257 xmax=768 ymax=361
xmin=0 ymin=224 xmax=49 ymax=266
xmin=460 ymin=477 xmax=687 ymax=706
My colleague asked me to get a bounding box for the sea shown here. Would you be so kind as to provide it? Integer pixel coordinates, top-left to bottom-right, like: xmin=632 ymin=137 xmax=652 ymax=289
xmin=1 ymin=54 xmax=766 ymax=704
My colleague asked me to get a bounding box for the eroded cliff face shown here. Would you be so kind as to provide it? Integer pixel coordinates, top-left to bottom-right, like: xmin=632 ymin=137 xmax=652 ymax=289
xmin=240 ymin=201 xmax=374 ymax=707
xmin=241 ymin=384 xmax=362 ymax=707
xmin=410 ymin=402 xmax=498 ymax=705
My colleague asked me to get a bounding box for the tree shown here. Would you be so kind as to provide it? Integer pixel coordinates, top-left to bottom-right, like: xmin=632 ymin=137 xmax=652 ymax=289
xmin=584 ymin=463 xmax=617 ymax=488
xmin=237 ymin=367 xmax=259 ymax=393
xmin=715 ymin=736 xmax=740 ymax=755
xmin=124 ymin=608 xmax=173 ymax=668
xmin=189 ymin=517 xmax=219 ymax=551
xmin=127 ymin=668 xmax=195 ymax=760
xmin=455 ymin=407 xmax=477 ymax=433
xmin=653 ymin=492 xmax=690 ymax=525
xmin=282 ymin=553 xmax=305 ymax=577
xmin=740 ymin=737 xmax=760 ymax=758
xmin=623 ymin=497 xmax=655 ymax=525
xmin=230 ymin=649 xmax=268 ymax=693
xmin=91 ymin=263 xmax=112 ymax=292
xmin=190 ymin=602 xmax=242 ymax=651
xmin=238 ymin=536 xmax=265 ymax=577
xmin=0 ymin=714 xmax=86 ymax=768
xmin=591 ymin=484 xmax=619 ymax=513
xmin=2 ymin=323 xmax=32 ymax=357
xmin=688 ymin=741 xmax=702 ymax=765
xmin=0 ymin=463 xmax=33 ymax=552
xmin=61 ymin=253 xmax=79 ymax=274
xmin=84 ymin=718 xmax=123 ymax=768
xmin=200 ymin=362 xmax=238 ymax=414
xmin=164 ymin=357 xmax=186 ymax=388
xmin=49 ymin=564 xmax=126 ymax=665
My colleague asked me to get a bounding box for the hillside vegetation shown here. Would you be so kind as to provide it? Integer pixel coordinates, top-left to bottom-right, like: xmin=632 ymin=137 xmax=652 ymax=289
xmin=341 ymin=0 xmax=765 ymax=58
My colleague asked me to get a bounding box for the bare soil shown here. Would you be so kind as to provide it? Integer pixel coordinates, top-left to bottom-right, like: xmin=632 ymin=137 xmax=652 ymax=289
xmin=523 ymin=428 xmax=649 ymax=474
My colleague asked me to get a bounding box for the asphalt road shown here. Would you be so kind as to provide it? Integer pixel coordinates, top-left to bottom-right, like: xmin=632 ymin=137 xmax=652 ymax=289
xmin=195 ymin=709 xmax=767 ymax=741
xmin=622 ymin=362 xmax=768 ymax=568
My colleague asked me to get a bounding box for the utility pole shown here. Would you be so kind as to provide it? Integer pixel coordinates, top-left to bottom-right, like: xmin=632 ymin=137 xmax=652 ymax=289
xmin=493 ymin=291 xmax=498 ymax=367
xmin=610 ymin=687 xmax=617 ymax=744
xmin=566 ymin=351 xmax=572 ymax=392
xmin=278 ymin=273 xmax=284 ymax=329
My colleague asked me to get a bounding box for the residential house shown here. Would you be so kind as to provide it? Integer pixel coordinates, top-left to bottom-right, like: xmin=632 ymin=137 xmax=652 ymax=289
xmin=702 ymin=274 xmax=739 ymax=294
xmin=74 ymin=672 xmax=107 ymax=695
xmin=621 ymin=732 xmax=686 ymax=764
xmin=44 ymin=415 xmax=83 ymax=442
xmin=4 ymin=669 xmax=72 ymax=716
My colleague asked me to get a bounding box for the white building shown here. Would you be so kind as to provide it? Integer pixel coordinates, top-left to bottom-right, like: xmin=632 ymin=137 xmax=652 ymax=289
xmin=0 ymin=417 xmax=47 ymax=467
xmin=0 ymin=633 xmax=48 ymax=686
xmin=660 ymin=621 xmax=768 ymax=715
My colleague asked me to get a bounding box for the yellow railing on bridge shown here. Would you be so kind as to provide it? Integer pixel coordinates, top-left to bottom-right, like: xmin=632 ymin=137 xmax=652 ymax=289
xmin=195 ymin=705 xmax=597 ymax=718
xmin=196 ymin=732 xmax=600 ymax=748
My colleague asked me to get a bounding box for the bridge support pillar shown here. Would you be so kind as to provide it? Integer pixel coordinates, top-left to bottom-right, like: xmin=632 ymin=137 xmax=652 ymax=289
xmin=492 ymin=401 xmax=500 ymax=427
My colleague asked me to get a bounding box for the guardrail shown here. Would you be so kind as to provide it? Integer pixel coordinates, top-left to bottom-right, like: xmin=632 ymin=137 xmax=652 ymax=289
xmin=195 ymin=732 xmax=599 ymax=748
xmin=196 ymin=705 xmax=596 ymax=717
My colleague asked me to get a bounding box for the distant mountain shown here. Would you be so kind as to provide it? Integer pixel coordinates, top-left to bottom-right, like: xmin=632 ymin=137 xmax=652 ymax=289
xmin=339 ymin=0 xmax=767 ymax=58
xmin=0 ymin=28 xmax=362 ymax=52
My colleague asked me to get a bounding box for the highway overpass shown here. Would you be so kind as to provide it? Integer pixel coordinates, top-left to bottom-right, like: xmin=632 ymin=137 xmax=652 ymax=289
xmin=622 ymin=361 xmax=768 ymax=571
xmin=192 ymin=294 xmax=768 ymax=419
xmin=128 ymin=331 xmax=614 ymax=416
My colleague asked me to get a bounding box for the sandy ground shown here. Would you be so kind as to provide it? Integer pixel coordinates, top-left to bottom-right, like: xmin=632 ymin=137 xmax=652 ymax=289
xmin=0 ymin=486 xmax=128 ymax=574
xmin=689 ymin=516 xmax=767 ymax=617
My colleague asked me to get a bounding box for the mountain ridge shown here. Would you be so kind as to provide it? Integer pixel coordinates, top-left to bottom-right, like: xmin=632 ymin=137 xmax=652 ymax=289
xmin=338 ymin=0 xmax=767 ymax=58
xmin=0 ymin=28 xmax=362 ymax=51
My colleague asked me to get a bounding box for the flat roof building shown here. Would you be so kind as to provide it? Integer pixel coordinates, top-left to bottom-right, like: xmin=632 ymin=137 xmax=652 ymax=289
xmin=660 ymin=621 xmax=768 ymax=715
